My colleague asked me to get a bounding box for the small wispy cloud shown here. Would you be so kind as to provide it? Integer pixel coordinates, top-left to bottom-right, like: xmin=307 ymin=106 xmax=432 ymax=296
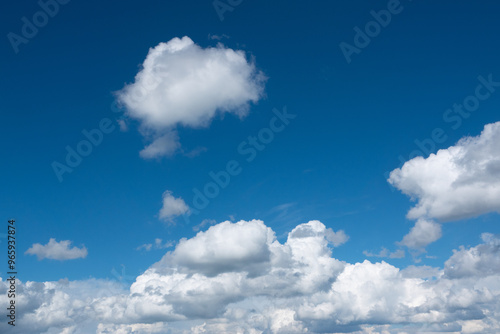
xmin=25 ymin=238 xmax=87 ymax=261
xmin=398 ymin=219 xmax=442 ymax=251
xmin=193 ymin=218 xmax=217 ymax=232
xmin=389 ymin=121 xmax=500 ymax=222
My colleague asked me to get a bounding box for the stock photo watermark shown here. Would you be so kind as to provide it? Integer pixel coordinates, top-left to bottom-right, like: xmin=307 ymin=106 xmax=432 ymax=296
xmin=51 ymin=119 xmax=116 ymax=182
xmin=51 ymin=67 xmax=161 ymax=183
xmin=339 ymin=0 xmax=413 ymax=64
xmin=6 ymin=219 xmax=17 ymax=327
xmin=213 ymin=0 xmax=243 ymax=21
xmin=183 ymin=106 xmax=296 ymax=223
xmin=384 ymin=73 xmax=500 ymax=185
xmin=7 ymin=0 xmax=71 ymax=54
xmin=110 ymin=265 xmax=136 ymax=289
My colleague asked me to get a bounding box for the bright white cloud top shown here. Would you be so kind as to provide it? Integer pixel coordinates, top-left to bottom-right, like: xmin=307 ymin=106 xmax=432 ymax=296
xmin=116 ymin=36 xmax=266 ymax=158
xmin=25 ymin=238 xmax=88 ymax=261
xmin=4 ymin=219 xmax=500 ymax=333
xmin=389 ymin=121 xmax=500 ymax=222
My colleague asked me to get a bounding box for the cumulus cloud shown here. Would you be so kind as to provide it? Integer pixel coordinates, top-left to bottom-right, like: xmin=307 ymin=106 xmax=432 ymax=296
xmin=6 ymin=221 xmax=500 ymax=333
xmin=163 ymin=219 xmax=276 ymax=277
xmin=116 ymin=36 xmax=266 ymax=158
xmin=159 ymin=191 xmax=189 ymax=221
xmin=398 ymin=219 xmax=442 ymax=250
xmin=388 ymin=121 xmax=500 ymax=222
xmin=140 ymin=131 xmax=181 ymax=158
xmin=444 ymin=232 xmax=500 ymax=279
xmin=25 ymin=238 xmax=88 ymax=260
xmin=0 ymin=278 xmax=126 ymax=333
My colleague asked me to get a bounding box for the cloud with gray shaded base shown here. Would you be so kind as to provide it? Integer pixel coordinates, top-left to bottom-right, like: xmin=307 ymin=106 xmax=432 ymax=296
xmin=389 ymin=121 xmax=500 ymax=222
xmin=116 ymin=36 xmax=266 ymax=158
xmin=388 ymin=122 xmax=500 ymax=254
xmin=399 ymin=218 xmax=442 ymax=250
xmin=4 ymin=220 xmax=500 ymax=333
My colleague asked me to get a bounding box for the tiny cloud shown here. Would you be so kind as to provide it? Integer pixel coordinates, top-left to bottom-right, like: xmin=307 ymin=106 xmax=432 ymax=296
xmin=398 ymin=219 xmax=442 ymax=253
xmin=116 ymin=36 xmax=266 ymax=158
xmin=8 ymin=221 xmax=500 ymax=333
xmin=159 ymin=191 xmax=189 ymax=221
xmin=25 ymin=238 xmax=87 ymax=260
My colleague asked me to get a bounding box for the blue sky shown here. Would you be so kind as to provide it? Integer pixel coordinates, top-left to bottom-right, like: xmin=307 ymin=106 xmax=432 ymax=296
xmin=2 ymin=0 xmax=500 ymax=333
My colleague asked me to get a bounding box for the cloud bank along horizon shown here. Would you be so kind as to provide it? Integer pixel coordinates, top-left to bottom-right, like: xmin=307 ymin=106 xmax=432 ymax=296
xmin=5 ymin=218 xmax=500 ymax=333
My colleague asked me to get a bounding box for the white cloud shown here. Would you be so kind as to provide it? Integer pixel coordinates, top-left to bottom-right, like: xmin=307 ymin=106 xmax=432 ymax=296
xmin=6 ymin=221 xmax=500 ymax=333
xmin=288 ymin=220 xmax=348 ymax=247
xmin=159 ymin=191 xmax=189 ymax=221
xmin=25 ymin=238 xmax=88 ymax=260
xmin=398 ymin=219 xmax=442 ymax=250
xmin=116 ymin=36 xmax=266 ymax=158
xmin=388 ymin=121 xmax=500 ymax=222
xmin=0 ymin=278 xmax=126 ymax=333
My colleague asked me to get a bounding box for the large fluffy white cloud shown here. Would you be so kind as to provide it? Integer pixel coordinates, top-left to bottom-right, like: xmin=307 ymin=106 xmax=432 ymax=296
xmin=444 ymin=232 xmax=500 ymax=279
xmin=389 ymin=121 xmax=500 ymax=254
xmin=116 ymin=36 xmax=266 ymax=158
xmin=388 ymin=121 xmax=500 ymax=222
xmin=3 ymin=220 xmax=500 ymax=333
xmin=25 ymin=238 xmax=88 ymax=260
